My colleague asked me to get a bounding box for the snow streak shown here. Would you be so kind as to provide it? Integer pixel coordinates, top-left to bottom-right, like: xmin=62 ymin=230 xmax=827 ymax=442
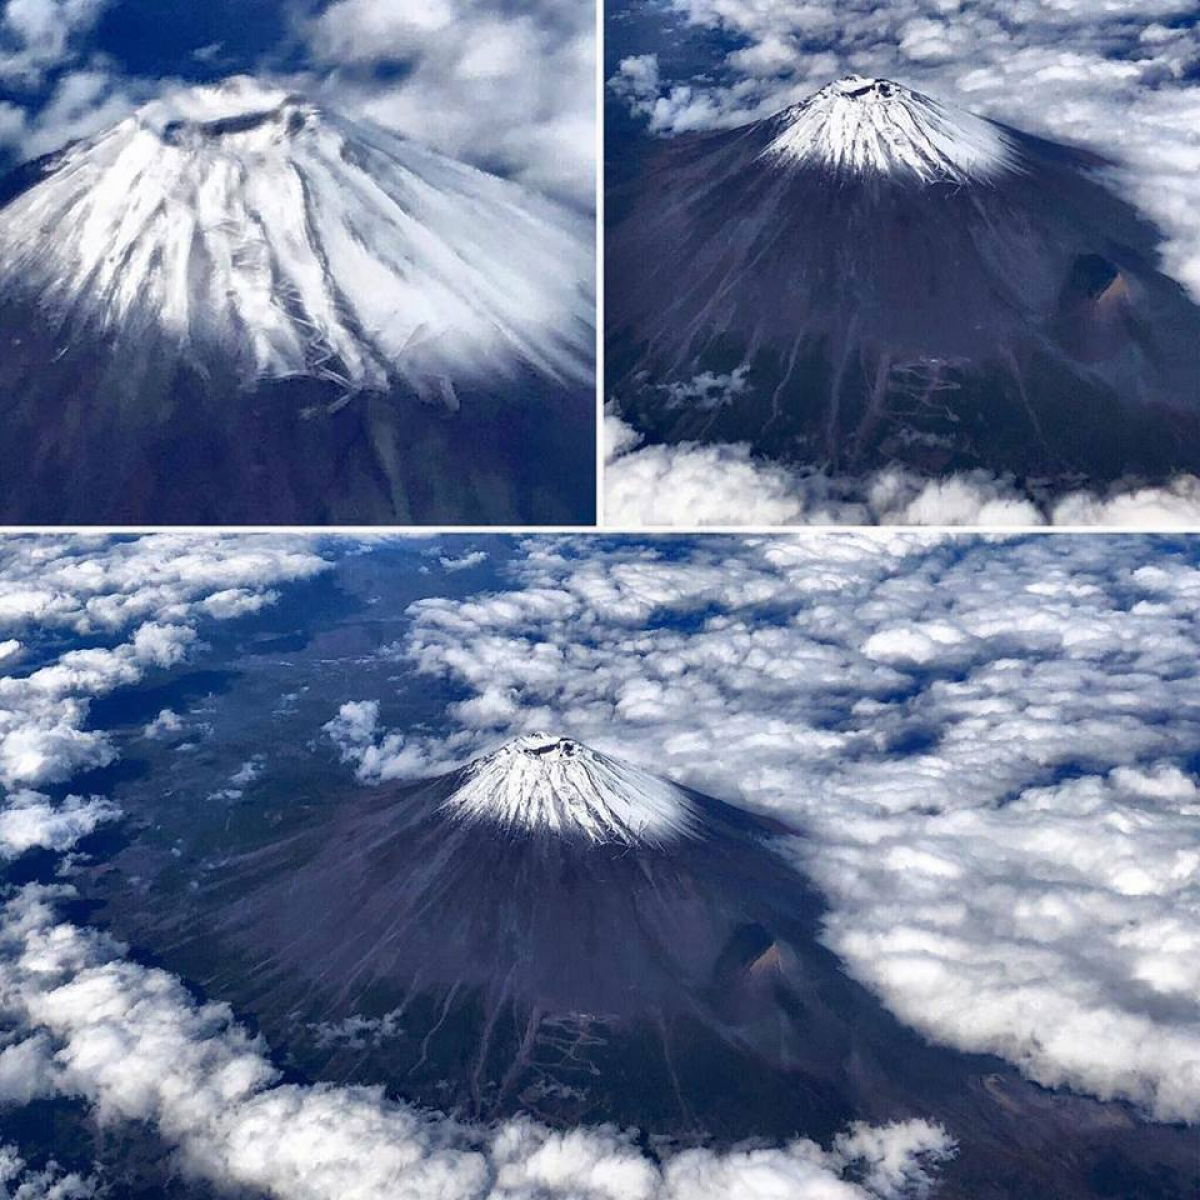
xmin=763 ymin=77 xmax=1020 ymax=184
xmin=0 ymin=77 xmax=593 ymax=398
xmin=445 ymin=734 xmax=697 ymax=845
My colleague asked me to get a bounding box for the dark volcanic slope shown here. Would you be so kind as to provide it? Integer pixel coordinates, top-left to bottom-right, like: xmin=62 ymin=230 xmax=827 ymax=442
xmin=607 ymin=77 xmax=1200 ymax=490
xmin=0 ymin=336 xmax=595 ymax=525
xmin=144 ymin=736 xmax=1198 ymax=1200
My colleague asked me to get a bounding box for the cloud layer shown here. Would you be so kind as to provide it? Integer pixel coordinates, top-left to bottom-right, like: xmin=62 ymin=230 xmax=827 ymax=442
xmin=0 ymin=534 xmax=328 ymax=793
xmin=604 ymin=417 xmax=1200 ymax=528
xmin=306 ymin=0 xmax=594 ymax=209
xmin=0 ymin=0 xmax=107 ymax=86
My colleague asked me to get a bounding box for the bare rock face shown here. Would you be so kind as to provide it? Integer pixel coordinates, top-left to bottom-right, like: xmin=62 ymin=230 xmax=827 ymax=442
xmin=608 ymin=77 xmax=1200 ymax=491
xmin=147 ymin=735 xmax=1200 ymax=1200
xmin=0 ymin=78 xmax=595 ymax=524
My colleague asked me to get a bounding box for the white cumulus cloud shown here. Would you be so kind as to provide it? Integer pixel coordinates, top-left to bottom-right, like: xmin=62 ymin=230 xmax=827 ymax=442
xmin=0 ymin=0 xmax=108 ymax=85
xmin=305 ymin=0 xmax=595 ymax=209
xmin=439 ymin=550 xmax=490 ymax=572
xmin=605 ymin=417 xmax=1200 ymax=527
xmin=0 ymin=791 xmax=116 ymax=859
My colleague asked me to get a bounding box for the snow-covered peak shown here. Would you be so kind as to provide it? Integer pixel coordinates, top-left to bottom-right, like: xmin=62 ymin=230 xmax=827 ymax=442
xmin=763 ymin=76 xmax=1019 ymax=184
xmin=444 ymin=734 xmax=697 ymax=845
xmin=0 ymin=77 xmax=592 ymax=399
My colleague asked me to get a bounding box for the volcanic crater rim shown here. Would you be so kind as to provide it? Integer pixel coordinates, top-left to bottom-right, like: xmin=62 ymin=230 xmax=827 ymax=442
xmin=157 ymin=100 xmax=316 ymax=145
xmin=139 ymin=79 xmax=320 ymax=145
xmin=826 ymin=76 xmax=901 ymax=99
xmin=505 ymin=732 xmax=585 ymax=759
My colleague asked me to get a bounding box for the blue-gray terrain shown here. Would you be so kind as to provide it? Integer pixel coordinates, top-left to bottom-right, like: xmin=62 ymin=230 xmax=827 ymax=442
xmin=608 ymin=76 xmax=1200 ymax=495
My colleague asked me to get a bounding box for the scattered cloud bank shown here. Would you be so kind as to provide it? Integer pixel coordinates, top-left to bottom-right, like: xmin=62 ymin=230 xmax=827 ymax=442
xmin=0 ymin=532 xmax=328 ymax=893
xmin=604 ymin=416 xmax=1200 ymax=527
xmin=11 ymin=67 xmax=143 ymax=160
xmin=0 ymin=534 xmax=328 ymax=792
xmin=326 ymin=699 xmax=459 ymax=781
xmin=439 ymin=550 xmax=490 ymax=572
xmin=332 ymin=533 xmax=1200 ymax=1123
xmin=611 ymin=0 xmax=1200 ymax=298
xmin=0 ymin=0 xmax=108 ymax=86
xmin=0 ymin=1140 xmax=97 ymax=1198
xmin=305 ymin=0 xmax=595 ymax=209
xmin=0 ymin=1 xmax=148 ymax=162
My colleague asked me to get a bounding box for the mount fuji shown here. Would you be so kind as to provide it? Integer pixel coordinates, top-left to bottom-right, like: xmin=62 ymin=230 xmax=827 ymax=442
xmin=607 ymin=77 xmax=1200 ymax=493
xmin=122 ymin=733 xmax=1199 ymax=1200
xmin=0 ymin=78 xmax=595 ymax=524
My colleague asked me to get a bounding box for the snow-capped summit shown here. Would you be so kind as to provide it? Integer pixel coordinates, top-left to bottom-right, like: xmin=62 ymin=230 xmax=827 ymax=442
xmin=763 ymin=75 xmax=1020 ymax=183
xmin=444 ymin=733 xmax=696 ymax=844
xmin=0 ymin=76 xmax=592 ymax=400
